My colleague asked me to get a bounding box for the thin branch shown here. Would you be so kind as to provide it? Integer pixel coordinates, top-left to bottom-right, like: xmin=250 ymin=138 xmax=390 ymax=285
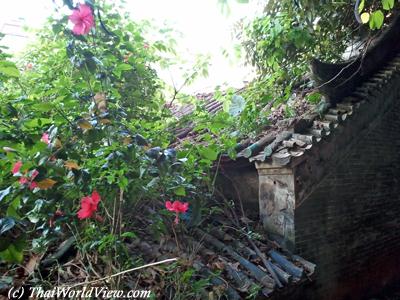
xmin=210 ymin=154 xmax=222 ymax=197
xmin=171 ymin=224 xmax=182 ymax=252
xmin=66 ymin=258 xmax=178 ymax=288
xmin=313 ymin=57 xmax=361 ymax=91
xmin=312 ymin=34 xmax=372 ymax=92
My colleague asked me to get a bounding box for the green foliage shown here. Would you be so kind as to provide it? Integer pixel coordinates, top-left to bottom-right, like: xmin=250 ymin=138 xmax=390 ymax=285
xmin=359 ymin=0 xmax=396 ymax=29
xmin=369 ymin=10 xmax=385 ymax=29
xmin=382 ymin=0 xmax=395 ymax=11
xmin=226 ymin=0 xmax=399 ymax=138
xmin=0 ymin=61 xmax=20 ymax=78
xmin=243 ymin=13 xmax=312 ymax=78
xmin=0 ymin=1 xmax=206 ymax=271
xmin=224 ymin=1 xmax=353 ymax=136
xmin=161 ymin=263 xmax=211 ymax=299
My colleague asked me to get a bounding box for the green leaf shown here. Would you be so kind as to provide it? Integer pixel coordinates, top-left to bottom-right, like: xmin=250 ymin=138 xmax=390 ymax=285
xmin=32 ymin=103 xmax=53 ymax=112
xmin=358 ymin=0 xmax=365 ymax=13
xmin=118 ymin=176 xmax=128 ymax=189
xmin=0 ymin=244 xmax=23 ymax=263
xmin=306 ymin=92 xmax=322 ymax=104
xmin=24 ymin=118 xmax=52 ymax=128
xmin=360 ymin=12 xmax=370 ymax=24
xmin=382 ymin=0 xmax=394 ymax=10
xmin=146 ymin=177 xmax=160 ymax=189
xmin=6 ymin=198 xmax=21 ymax=219
xmin=369 ymin=10 xmax=385 ymax=29
xmin=181 ymin=269 xmax=195 ymax=282
xmin=27 ymin=199 xmax=45 ymax=223
xmin=121 ymin=231 xmax=137 ymax=239
xmin=0 ymin=237 xmax=11 ymax=252
xmin=174 ymin=186 xmax=186 ymax=196
xmin=113 ymin=63 xmax=133 ymax=78
xmin=0 ymin=61 xmax=19 ymax=78
xmin=198 ymin=146 xmax=218 ymax=161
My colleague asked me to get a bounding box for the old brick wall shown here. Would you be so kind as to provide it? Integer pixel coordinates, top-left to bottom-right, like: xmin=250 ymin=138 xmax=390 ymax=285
xmin=295 ymin=100 xmax=400 ymax=299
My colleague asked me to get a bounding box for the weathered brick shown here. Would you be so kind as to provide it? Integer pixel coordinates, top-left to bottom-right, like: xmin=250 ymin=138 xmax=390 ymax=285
xmin=294 ymin=96 xmax=400 ymax=299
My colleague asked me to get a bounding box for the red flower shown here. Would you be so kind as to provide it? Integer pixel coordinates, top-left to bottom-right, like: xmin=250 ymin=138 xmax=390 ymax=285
xmin=165 ymin=200 xmax=189 ymax=224
xmin=12 ymin=161 xmax=23 ymax=175
xmin=41 ymin=132 xmax=50 ymax=144
xmin=29 ymin=181 xmax=38 ymax=191
xmin=14 ymin=162 xmax=39 ymax=190
xmin=69 ymin=3 xmax=95 ymax=35
xmin=77 ymin=190 xmax=101 ymax=220
xmin=19 ymin=177 xmax=29 ymax=185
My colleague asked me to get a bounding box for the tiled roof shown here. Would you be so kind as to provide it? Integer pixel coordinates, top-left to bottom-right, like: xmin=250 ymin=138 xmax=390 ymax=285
xmin=245 ymin=54 xmax=400 ymax=166
xmin=170 ymin=92 xmax=225 ymax=140
xmin=190 ymin=226 xmax=316 ymax=298
xmin=124 ymin=206 xmax=315 ymax=298
xmin=170 ymin=89 xmax=311 ymax=147
xmin=127 ymin=218 xmax=315 ymax=298
xmin=170 ymin=90 xmax=239 ymax=119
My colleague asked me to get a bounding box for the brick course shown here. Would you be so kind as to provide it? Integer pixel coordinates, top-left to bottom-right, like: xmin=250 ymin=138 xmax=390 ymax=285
xmin=295 ymin=96 xmax=400 ymax=299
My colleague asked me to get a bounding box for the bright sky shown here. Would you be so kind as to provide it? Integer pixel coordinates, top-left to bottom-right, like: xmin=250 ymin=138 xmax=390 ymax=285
xmin=0 ymin=0 xmax=261 ymax=93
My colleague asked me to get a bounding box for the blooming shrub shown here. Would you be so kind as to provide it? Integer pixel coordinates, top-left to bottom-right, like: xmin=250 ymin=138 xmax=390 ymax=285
xmin=77 ymin=190 xmax=101 ymax=219
xmin=0 ymin=1 xmax=198 ymax=265
xmin=165 ymin=200 xmax=189 ymax=224
xmin=69 ymin=4 xmax=95 ymax=35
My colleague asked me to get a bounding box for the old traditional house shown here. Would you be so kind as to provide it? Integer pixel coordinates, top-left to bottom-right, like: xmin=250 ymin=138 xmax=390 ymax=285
xmin=172 ymin=15 xmax=400 ymax=300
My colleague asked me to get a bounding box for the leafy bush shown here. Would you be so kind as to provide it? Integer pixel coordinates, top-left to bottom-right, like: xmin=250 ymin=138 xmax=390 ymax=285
xmin=0 ymin=1 xmax=200 ymax=268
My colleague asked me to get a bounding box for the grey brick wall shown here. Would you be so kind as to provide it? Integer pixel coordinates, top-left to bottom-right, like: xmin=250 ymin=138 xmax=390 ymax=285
xmin=295 ymin=101 xmax=400 ymax=299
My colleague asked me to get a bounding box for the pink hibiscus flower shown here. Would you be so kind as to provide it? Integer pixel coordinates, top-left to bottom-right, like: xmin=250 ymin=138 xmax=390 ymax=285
xmin=28 ymin=181 xmax=38 ymax=191
xmin=77 ymin=190 xmax=101 ymax=219
xmin=165 ymin=200 xmax=189 ymax=224
xmin=41 ymin=132 xmax=50 ymax=144
xmin=12 ymin=161 xmax=23 ymax=175
xmin=19 ymin=177 xmax=29 ymax=185
xmin=69 ymin=3 xmax=95 ymax=35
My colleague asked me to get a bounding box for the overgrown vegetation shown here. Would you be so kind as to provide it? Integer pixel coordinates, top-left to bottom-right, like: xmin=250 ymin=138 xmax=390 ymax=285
xmin=0 ymin=0 xmax=397 ymax=298
xmin=0 ymin=0 xmax=216 ymax=296
xmin=218 ymin=0 xmax=399 ymax=137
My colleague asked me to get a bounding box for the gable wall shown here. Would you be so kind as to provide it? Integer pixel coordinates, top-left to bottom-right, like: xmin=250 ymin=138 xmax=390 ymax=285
xmin=217 ymin=160 xmax=260 ymax=216
xmin=295 ymin=99 xmax=400 ymax=299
